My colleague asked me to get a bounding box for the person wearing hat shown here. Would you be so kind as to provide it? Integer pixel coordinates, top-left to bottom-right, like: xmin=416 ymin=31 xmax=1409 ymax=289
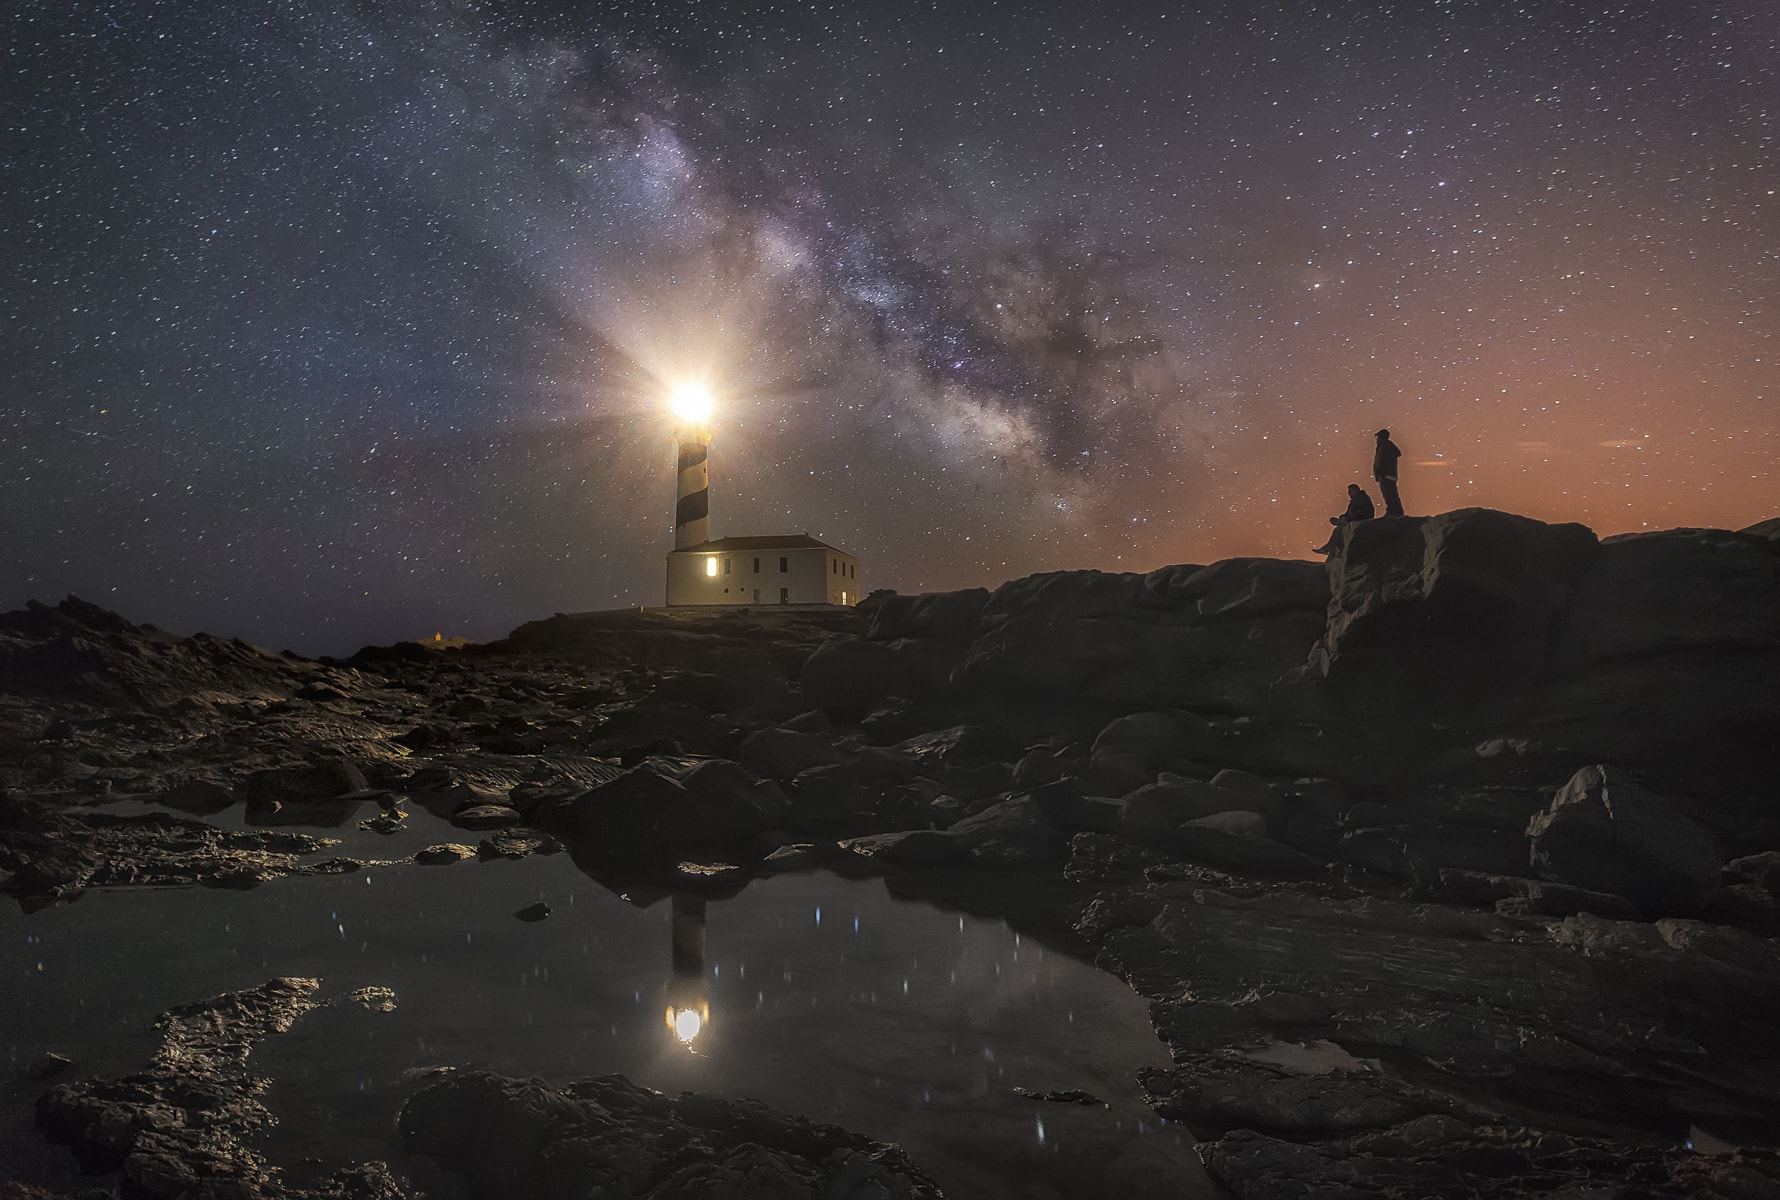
xmin=1373 ymin=429 xmax=1404 ymax=517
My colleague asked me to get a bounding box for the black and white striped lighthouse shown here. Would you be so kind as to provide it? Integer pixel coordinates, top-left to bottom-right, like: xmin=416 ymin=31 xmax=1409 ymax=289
xmin=674 ymin=433 xmax=710 ymax=549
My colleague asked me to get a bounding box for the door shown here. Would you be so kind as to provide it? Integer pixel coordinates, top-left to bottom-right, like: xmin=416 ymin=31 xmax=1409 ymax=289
xmin=779 ymin=588 xmax=789 ymax=604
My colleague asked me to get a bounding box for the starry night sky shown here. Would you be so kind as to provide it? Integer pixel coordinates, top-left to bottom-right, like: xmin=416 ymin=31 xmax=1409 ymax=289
xmin=4 ymin=1 xmax=1776 ymax=653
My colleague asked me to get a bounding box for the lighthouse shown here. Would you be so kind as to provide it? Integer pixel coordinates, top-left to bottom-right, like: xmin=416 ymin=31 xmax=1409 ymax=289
xmin=662 ymin=382 xmax=861 ymax=607
xmin=672 ymin=388 xmax=711 ymax=550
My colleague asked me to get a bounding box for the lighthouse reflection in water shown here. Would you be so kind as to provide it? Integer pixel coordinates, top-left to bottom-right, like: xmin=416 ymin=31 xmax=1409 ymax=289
xmin=664 ymin=893 xmax=710 ymax=1046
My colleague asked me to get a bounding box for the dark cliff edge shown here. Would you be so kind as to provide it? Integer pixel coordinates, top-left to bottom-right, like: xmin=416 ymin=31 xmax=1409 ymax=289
xmin=3 ymin=507 xmax=1779 ymax=1200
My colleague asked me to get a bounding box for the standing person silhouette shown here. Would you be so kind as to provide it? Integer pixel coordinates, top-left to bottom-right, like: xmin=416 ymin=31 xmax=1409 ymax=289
xmin=1373 ymin=429 xmax=1404 ymax=517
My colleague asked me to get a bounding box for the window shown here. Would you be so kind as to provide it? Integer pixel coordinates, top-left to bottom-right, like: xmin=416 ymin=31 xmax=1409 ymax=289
xmin=723 ymin=558 xmax=732 ymax=575
xmin=752 ymin=557 xmax=760 ymax=573
xmin=831 ymin=559 xmax=838 ymax=574
xmin=849 ymin=562 xmax=855 ymax=579
xmin=779 ymin=556 xmax=788 ymax=572
xmin=704 ymin=557 xmax=717 ymax=577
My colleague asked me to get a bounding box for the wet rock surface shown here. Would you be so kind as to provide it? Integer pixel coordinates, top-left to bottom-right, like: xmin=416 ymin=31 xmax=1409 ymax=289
xmin=398 ymin=1070 xmax=944 ymax=1199
xmin=34 ymin=978 xmax=406 ymax=1200
xmin=3 ymin=508 xmax=1778 ymax=1197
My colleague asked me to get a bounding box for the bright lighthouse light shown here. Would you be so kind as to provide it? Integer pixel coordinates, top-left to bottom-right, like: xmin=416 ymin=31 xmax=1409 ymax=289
xmin=671 ymin=382 xmax=714 ymax=424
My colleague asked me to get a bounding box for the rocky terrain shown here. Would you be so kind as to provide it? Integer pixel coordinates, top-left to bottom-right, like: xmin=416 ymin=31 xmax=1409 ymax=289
xmin=3 ymin=507 xmax=1779 ymax=1199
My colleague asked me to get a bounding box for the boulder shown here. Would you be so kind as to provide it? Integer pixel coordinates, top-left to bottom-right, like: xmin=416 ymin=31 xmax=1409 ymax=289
xmin=1528 ymin=765 xmax=1719 ymax=914
xmin=799 ymin=636 xmax=938 ymax=716
xmin=1174 ymin=811 xmax=1325 ymax=875
xmin=155 ymin=779 xmax=235 ymax=816
xmin=737 ymin=727 xmax=841 ymax=780
xmin=1089 ymin=711 xmax=1206 ymax=792
xmin=1549 ymin=526 xmax=1780 ymax=670
xmin=865 ymin=588 xmax=991 ymax=641
xmin=1119 ymin=774 xmax=1266 ymax=839
xmin=557 ymin=758 xmax=784 ymax=848
xmin=946 ymin=797 xmax=1063 ymax=866
xmin=1313 ymin=508 xmax=1601 ymax=716
xmin=841 ymin=829 xmax=968 ymax=866
xmin=1141 ymin=556 xmax=1328 ymax=621
xmin=452 ymin=805 xmax=523 ymax=831
xmin=238 ymin=759 xmax=369 ymax=806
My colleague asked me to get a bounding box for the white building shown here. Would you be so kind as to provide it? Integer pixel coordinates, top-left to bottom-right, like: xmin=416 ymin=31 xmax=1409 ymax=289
xmin=663 ymin=422 xmax=862 ymax=608
xmin=665 ymin=535 xmax=861 ymax=607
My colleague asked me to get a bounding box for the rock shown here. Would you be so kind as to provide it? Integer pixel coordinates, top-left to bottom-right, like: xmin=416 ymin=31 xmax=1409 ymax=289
xmin=33 ymin=978 xmax=407 ymax=1200
xmin=38 ymin=978 xmax=319 ymax=1172
xmin=1528 ymin=764 xmax=1720 ymax=914
xmin=1207 ymin=768 xmax=1272 ymax=810
xmin=781 ymin=709 xmax=832 ymax=734
xmin=358 ymin=808 xmax=406 ymax=835
xmin=513 ymin=901 xmax=551 ymax=922
xmin=0 ymin=801 xmax=342 ymax=897
xmin=945 ymin=797 xmax=1063 ymax=866
xmin=841 ymin=830 xmax=968 ymax=866
xmin=1010 ymin=748 xmax=1069 ymax=789
xmin=1198 ymin=1119 xmax=1780 ymax=1200
xmin=1549 ymin=526 xmax=1780 ymax=670
xmin=398 ymin=1071 xmax=944 ymax=1199
xmin=557 ymin=758 xmax=783 ymax=848
xmin=451 ymin=804 xmax=522 ymax=831
xmin=1434 ymin=868 xmax=1639 ymax=920
xmin=865 ymin=587 xmax=991 ymax=641
xmin=414 ymin=844 xmax=476 ymax=865
xmin=347 ymin=986 xmax=398 ymax=1012
xmin=800 ymin=635 xmax=939 ymax=716
xmin=1090 ymin=711 xmax=1202 ymax=793
xmin=477 ymin=829 xmax=559 ymax=860
xmin=1119 ymin=773 xmax=1275 ymax=841
xmin=239 ymin=758 xmax=370 ymax=807
xmin=1726 ymin=851 xmax=1780 ymax=893
xmin=1313 ymin=508 xmax=1601 ymax=717
xmin=25 ymin=1052 xmax=74 ymax=1081
xmin=737 ymin=726 xmax=841 ymax=779
xmin=1336 ymin=823 xmax=1530 ymax=882
xmin=154 ymin=779 xmax=235 ymax=816
xmin=1012 ymin=1087 xmax=1104 ymax=1106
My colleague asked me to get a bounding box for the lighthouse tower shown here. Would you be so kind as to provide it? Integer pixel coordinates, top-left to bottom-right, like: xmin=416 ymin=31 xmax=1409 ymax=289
xmin=674 ymin=428 xmax=710 ymax=549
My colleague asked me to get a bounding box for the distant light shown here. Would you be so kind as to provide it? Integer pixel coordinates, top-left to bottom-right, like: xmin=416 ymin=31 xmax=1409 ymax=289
xmin=671 ymin=382 xmax=714 ymax=424
xmin=673 ymin=1008 xmax=703 ymax=1042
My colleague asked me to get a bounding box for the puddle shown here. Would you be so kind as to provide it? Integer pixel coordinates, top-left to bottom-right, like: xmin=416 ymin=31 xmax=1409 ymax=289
xmin=1 ymin=807 xmax=1211 ymax=1198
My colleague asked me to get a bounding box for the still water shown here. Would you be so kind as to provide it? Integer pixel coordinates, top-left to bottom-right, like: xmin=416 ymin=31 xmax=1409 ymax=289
xmin=1 ymin=808 xmax=1209 ymax=1198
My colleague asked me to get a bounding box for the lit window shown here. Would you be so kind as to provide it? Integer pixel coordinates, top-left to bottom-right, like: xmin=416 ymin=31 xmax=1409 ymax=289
xmin=705 ymin=557 xmax=717 ymax=577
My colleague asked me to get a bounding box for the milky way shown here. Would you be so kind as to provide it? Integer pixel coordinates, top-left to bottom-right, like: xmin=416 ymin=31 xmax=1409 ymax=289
xmin=4 ymin=1 xmax=1775 ymax=652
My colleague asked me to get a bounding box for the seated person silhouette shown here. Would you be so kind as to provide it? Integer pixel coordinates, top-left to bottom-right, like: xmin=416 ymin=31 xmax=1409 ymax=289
xmin=1313 ymin=484 xmax=1375 ymax=554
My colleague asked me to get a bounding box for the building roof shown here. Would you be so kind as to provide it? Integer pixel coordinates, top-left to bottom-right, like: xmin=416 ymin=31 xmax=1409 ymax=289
xmin=672 ymin=534 xmax=850 ymax=553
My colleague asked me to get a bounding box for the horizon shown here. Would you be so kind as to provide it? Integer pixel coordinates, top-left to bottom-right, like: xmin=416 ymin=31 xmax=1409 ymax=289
xmin=10 ymin=503 xmax=1773 ymax=658
xmin=5 ymin=1 xmax=1776 ymax=655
